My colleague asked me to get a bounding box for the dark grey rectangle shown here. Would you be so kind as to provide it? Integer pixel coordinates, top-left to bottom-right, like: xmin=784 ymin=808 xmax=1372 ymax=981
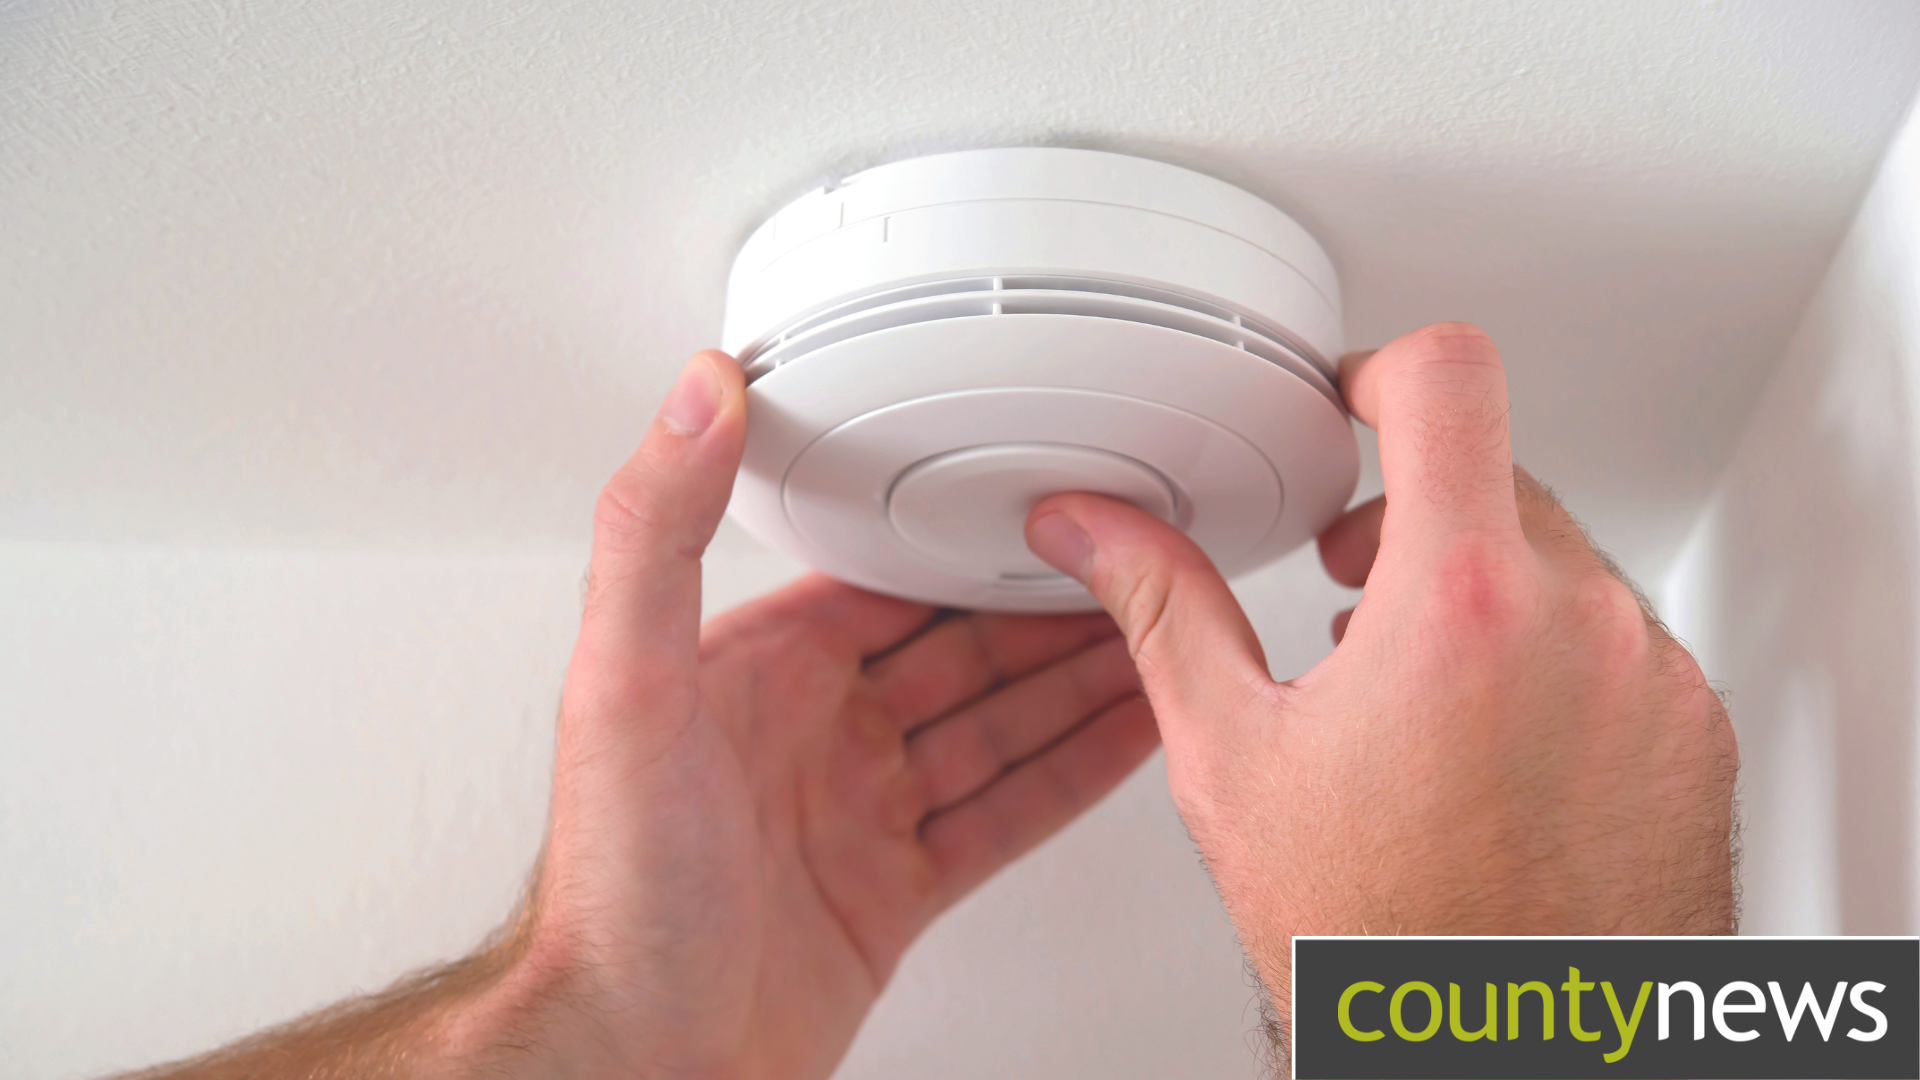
xmin=1292 ymin=936 xmax=1918 ymax=1078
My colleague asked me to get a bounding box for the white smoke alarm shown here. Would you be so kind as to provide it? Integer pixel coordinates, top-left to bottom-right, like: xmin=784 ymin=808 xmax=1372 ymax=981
xmin=721 ymin=147 xmax=1357 ymax=612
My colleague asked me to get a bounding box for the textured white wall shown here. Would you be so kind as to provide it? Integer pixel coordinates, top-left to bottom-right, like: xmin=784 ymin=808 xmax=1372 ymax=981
xmin=1663 ymin=99 xmax=1920 ymax=935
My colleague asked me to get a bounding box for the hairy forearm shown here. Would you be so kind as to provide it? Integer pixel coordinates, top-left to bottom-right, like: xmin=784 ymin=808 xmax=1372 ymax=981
xmin=122 ymin=954 xmax=505 ymax=1080
xmin=115 ymin=897 xmax=583 ymax=1080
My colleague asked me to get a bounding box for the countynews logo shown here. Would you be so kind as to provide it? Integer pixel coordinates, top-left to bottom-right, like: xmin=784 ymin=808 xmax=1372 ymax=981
xmin=1291 ymin=936 xmax=1918 ymax=1079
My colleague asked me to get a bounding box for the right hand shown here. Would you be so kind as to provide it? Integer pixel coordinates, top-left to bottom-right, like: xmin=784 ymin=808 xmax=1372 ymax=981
xmin=1023 ymin=322 xmax=1738 ymax=1027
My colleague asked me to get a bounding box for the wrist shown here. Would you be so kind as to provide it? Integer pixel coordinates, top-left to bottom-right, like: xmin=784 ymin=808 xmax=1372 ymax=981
xmin=432 ymin=919 xmax=625 ymax=1078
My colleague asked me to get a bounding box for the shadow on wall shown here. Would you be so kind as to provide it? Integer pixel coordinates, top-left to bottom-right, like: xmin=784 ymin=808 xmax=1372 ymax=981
xmin=1663 ymin=106 xmax=1920 ymax=934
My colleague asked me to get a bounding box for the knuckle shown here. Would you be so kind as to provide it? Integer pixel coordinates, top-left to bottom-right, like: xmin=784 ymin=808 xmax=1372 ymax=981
xmin=591 ymin=463 xmax=671 ymax=555
xmin=1663 ymin=647 xmax=1740 ymax=768
xmin=1113 ymin=565 xmax=1177 ymax=666
xmin=1101 ymin=548 xmax=1212 ymax=673
xmin=1421 ymin=541 xmax=1535 ymax=634
xmin=1569 ymin=571 xmax=1654 ymax=674
xmin=592 ymin=476 xmax=646 ymax=545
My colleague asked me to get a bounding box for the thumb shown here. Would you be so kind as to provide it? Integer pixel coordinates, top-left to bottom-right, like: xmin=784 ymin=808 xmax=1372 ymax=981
xmin=1026 ymin=493 xmax=1271 ymax=722
xmin=564 ymin=349 xmax=747 ymax=723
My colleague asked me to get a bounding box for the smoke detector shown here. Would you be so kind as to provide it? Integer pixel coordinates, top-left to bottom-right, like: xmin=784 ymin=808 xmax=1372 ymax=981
xmin=721 ymin=147 xmax=1357 ymax=612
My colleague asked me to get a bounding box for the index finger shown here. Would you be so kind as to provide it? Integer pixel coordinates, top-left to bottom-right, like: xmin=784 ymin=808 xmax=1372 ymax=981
xmin=1340 ymin=322 xmax=1522 ymax=552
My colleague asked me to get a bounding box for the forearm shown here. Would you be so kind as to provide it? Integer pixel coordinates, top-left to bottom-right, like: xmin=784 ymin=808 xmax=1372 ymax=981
xmin=117 ymin=901 xmax=588 ymax=1080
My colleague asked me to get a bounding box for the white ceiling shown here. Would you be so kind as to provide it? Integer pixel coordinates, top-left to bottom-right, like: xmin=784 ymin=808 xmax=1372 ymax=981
xmin=5 ymin=0 xmax=1920 ymax=579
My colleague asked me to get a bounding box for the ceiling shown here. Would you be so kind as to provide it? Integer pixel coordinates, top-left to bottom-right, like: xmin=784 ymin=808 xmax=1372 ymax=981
xmin=6 ymin=0 xmax=1920 ymax=581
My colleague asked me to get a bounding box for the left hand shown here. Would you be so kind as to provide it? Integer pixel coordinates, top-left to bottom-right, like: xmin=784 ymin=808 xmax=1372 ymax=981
xmin=458 ymin=349 xmax=1160 ymax=1079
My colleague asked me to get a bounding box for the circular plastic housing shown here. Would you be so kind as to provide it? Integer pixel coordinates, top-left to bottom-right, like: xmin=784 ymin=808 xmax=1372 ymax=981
xmin=721 ymin=147 xmax=1358 ymax=612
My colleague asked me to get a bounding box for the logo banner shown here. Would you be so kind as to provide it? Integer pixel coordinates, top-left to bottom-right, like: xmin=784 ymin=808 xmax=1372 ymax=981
xmin=1292 ymin=936 xmax=1918 ymax=1079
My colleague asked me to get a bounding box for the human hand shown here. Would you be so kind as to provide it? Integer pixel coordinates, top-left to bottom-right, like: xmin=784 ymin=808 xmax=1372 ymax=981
xmin=1023 ymin=324 xmax=1737 ymax=1032
xmin=455 ymin=350 xmax=1160 ymax=1079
